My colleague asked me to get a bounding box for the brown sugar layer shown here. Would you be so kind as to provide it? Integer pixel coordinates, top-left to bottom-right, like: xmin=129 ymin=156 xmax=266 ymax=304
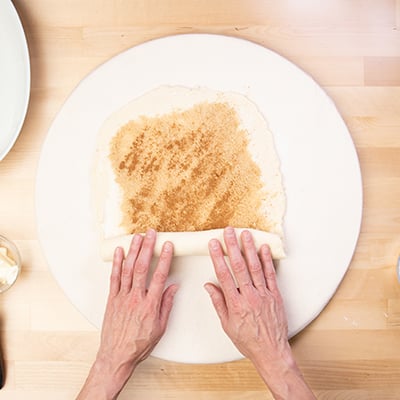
xmin=109 ymin=102 xmax=270 ymax=233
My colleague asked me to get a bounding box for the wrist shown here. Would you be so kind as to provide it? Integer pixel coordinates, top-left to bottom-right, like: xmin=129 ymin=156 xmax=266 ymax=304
xmin=249 ymin=339 xmax=293 ymax=367
xmin=92 ymin=354 xmax=137 ymax=397
xmin=251 ymin=343 xmax=297 ymax=381
xmin=250 ymin=345 xmax=315 ymax=400
xmin=76 ymin=355 xmax=137 ymax=400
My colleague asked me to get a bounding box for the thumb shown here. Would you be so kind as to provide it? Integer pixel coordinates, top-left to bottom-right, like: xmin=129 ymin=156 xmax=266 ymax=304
xmin=204 ymin=283 xmax=228 ymax=326
xmin=159 ymin=284 xmax=179 ymax=331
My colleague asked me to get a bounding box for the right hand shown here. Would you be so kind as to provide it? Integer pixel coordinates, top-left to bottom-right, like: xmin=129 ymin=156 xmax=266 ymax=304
xmin=204 ymin=226 xmax=291 ymax=365
xmin=205 ymin=227 xmax=316 ymax=400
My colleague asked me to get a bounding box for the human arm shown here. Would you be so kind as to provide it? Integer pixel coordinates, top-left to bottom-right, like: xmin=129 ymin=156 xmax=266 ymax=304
xmin=205 ymin=227 xmax=316 ymax=400
xmin=77 ymin=229 xmax=178 ymax=400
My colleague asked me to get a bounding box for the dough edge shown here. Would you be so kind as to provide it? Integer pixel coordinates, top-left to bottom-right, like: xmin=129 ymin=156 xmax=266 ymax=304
xmin=101 ymin=228 xmax=286 ymax=260
xmin=92 ymin=85 xmax=287 ymax=261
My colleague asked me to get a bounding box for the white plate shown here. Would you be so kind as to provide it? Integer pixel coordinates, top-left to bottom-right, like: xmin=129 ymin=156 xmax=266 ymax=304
xmin=36 ymin=34 xmax=362 ymax=364
xmin=0 ymin=0 xmax=30 ymax=161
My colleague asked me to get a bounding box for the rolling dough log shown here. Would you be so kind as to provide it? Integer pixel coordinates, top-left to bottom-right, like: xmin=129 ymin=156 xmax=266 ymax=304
xmin=100 ymin=228 xmax=285 ymax=261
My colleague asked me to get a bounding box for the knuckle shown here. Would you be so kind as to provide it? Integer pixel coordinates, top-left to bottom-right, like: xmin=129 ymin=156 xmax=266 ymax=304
xmin=152 ymin=270 xmax=168 ymax=285
xmin=261 ymin=243 xmax=271 ymax=254
xmin=145 ymin=297 xmax=158 ymax=312
xmin=217 ymin=268 xmax=232 ymax=282
xmin=129 ymin=291 xmax=143 ymax=306
xmin=249 ymin=261 xmax=262 ymax=273
xmin=257 ymin=288 xmax=269 ymax=298
xmin=225 ymin=234 xmax=237 ymax=246
xmin=241 ymin=281 xmax=255 ymax=293
xmin=229 ymin=295 xmax=242 ymax=312
xmin=134 ymin=260 xmax=148 ymax=274
xmin=110 ymin=273 xmax=120 ymax=282
xmin=121 ymin=268 xmax=132 ymax=278
xmin=159 ymin=252 xmax=170 ymax=264
xmin=248 ymin=294 xmax=262 ymax=309
xmin=265 ymin=271 xmax=276 ymax=281
xmin=231 ymin=258 xmax=246 ymax=272
xmin=159 ymin=246 xmax=172 ymax=261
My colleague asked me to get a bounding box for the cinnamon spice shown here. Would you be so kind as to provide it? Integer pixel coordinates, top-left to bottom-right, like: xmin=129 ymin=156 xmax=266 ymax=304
xmin=109 ymin=102 xmax=269 ymax=233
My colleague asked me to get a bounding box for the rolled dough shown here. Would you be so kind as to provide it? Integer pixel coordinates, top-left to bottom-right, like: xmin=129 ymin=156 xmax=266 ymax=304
xmin=101 ymin=228 xmax=285 ymax=260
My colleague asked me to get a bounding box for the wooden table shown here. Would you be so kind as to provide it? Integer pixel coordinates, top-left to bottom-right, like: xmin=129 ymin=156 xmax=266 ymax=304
xmin=1 ymin=1 xmax=399 ymax=398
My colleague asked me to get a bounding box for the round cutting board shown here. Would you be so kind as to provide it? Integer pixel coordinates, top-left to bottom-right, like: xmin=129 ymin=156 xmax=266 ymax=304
xmin=36 ymin=34 xmax=362 ymax=364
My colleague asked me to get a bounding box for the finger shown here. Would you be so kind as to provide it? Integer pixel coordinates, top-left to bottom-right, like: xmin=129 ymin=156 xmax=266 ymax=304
xmin=241 ymin=230 xmax=266 ymax=291
xmin=109 ymin=247 xmax=124 ymax=297
xmin=223 ymin=227 xmax=253 ymax=291
xmin=260 ymin=244 xmax=279 ymax=294
xmin=159 ymin=284 xmax=179 ymax=331
xmin=125 ymin=233 xmax=143 ymax=267
xmin=131 ymin=229 xmax=156 ymax=294
xmin=204 ymin=283 xmax=228 ymax=327
xmin=208 ymin=238 xmax=239 ymax=302
xmin=147 ymin=241 xmax=174 ymax=301
xmin=120 ymin=234 xmax=143 ymax=294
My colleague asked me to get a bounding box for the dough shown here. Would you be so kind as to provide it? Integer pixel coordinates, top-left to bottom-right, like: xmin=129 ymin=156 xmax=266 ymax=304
xmin=93 ymin=86 xmax=286 ymax=259
xmin=101 ymin=228 xmax=285 ymax=260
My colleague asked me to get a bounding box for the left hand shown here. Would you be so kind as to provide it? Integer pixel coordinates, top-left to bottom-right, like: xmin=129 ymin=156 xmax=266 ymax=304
xmin=77 ymin=229 xmax=178 ymax=400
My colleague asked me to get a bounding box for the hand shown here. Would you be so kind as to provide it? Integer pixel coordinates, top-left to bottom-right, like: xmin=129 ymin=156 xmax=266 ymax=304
xmin=205 ymin=227 xmax=289 ymax=364
xmin=205 ymin=227 xmax=315 ymax=400
xmin=77 ymin=229 xmax=178 ymax=400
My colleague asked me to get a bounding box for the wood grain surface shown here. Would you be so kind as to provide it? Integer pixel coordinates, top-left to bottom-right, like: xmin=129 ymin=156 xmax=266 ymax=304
xmin=1 ymin=0 xmax=399 ymax=398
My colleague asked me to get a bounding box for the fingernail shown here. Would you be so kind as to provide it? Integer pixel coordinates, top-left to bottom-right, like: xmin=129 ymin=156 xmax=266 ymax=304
xmin=262 ymin=244 xmax=270 ymax=254
xmin=204 ymin=284 xmax=212 ymax=294
xmin=225 ymin=226 xmax=235 ymax=235
xmin=209 ymin=239 xmax=219 ymax=250
xmin=133 ymin=234 xmax=142 ymax=244
xmin=242 ymin=230 xmax=251 ymax=241
xmin=172 ymin=285 xmax=179 ymax=295
xmin=146 ymin=228 xmax=155 ymax=238
xmin=163 ymin=241 xmax=173 ymax=252
xmin=115 ymin=246 xmax=124 ymax=257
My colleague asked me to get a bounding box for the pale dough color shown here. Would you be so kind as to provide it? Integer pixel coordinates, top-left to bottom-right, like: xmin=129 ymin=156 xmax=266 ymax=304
xmin=101 ymin=228 xmax=285 ymax=260
xmin=93 ymin=86 xmax=286 ymax=259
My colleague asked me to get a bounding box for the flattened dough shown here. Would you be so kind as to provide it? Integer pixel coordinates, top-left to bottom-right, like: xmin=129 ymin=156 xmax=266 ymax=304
xmin=93 ymin=86 xmax=286 ymax=259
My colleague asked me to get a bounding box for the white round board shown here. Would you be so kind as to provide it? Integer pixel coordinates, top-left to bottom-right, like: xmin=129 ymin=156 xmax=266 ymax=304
xmin=36 ymin=34 xmax=362 ymax=364
xmin=0 ymin=0 xmax=30 ymax=161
